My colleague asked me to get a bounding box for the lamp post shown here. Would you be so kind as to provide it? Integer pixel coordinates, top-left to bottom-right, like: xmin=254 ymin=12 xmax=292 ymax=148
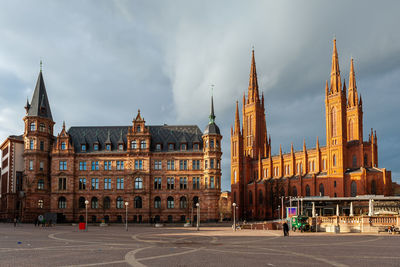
xmin=85 ymin=200 xmax=89 ymax=231
xmin=125 ymin=201 xmax=129 ymax=231
xmin=278 ymin=205 xmax=281 ymax=220
xmin=196 ymin=203 xmax=200 ymax=231
xmin=232 ymin=203 xmax=237 ymax=231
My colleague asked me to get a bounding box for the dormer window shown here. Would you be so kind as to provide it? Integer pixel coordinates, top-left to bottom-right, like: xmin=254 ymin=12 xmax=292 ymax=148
xmin=39 ymin=123 xmax=45 ymax=132
xmin=81 ymin=144 xmax=86 ymax=151
xmin=181 ymin=144 xmax=187 ymax=151
xmin=136 ymin=125 xmax=141 ymax=132
xmin=106 ymin=144 xmax=111 ymax=151
xmin=30 ymin=122 xmax=36 ymax=131
xmin=168 ymin=143 xmax=174 ymax=150
xmin=156 ymin=144 xmax=162 ymax=151
xmin=193 ymin=143 xmax=199 ymax=150
xmin=131 ymin=141 xmax=137 ymax=149
xmin=119 ymin=144 xmax=124 ymax=151
xmin=61 ymin=142 xmax=66 ymax=150
xmin=93 ymin=144 xmax=99 ymax=151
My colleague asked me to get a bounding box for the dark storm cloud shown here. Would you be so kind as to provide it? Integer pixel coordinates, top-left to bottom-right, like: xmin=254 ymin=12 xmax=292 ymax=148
xmin=0 ymin=0 xmax=399 ymax=190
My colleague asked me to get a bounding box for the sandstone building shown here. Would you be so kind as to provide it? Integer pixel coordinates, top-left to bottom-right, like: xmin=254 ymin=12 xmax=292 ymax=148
xmin=231 ymin=40 xmax=392 ymax=220
xmin=0 ymin=68 xmax=222 ymax=223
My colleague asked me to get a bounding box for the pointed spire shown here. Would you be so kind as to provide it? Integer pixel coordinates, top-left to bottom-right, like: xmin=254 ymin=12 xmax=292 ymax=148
xmin=248 ymin=49 xmax=259 ymax=103
xmin=316 ymin=136 xmax=320 ymax=150
xmin=209 ymin=94 xmax=216 ymax=124
xmin=279 ymin=144 xmax=282 ymax=155
xmin=24 ymin=97 xmax=30 ymax=113
xmin=291 ymin=142 xmax=294 ymax=154
xmin=27 ymin=67 xmax=53 ymax=120
xmin=348 ymin=58 xmax=359 ymax=107
xmin=40 ymin=60 xmax=43 ymax=72
xmin=234 ymin=100 xmax=240 ymax=134
xmin=105 ymin=129 xmax=111 ymax=144
xmin=303 ymin=138 xmax=306 ymax=151
xmin=325 ymin=80 xmax=329 ymax=96
xmin=118 ymin=129 xmax=124 ymax=144
xmin=330 ymin=39 xmax=341 ymax=93
xmin=62 ymin=121 xmax=65 ymax=131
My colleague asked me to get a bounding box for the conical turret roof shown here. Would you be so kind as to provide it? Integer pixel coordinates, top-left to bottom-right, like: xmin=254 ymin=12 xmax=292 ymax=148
xmin=27 ymin=69 xmax=53 ymax=120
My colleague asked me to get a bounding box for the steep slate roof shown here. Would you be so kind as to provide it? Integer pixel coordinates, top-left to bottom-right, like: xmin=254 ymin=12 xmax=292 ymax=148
xmin=27 ymin=71 xmax=53 ymax=120
xmin=67 ymin=125 xmax=203 ymax=153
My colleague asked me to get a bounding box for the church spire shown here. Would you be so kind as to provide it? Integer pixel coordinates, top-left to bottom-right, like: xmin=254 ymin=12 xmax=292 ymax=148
xmin=248 ymin=49 xmax=260 ymax=103
xmin=348 ymin=58 xmax=359 ymax=107
xmin=26 ymin=64 xmax=53 ymax=120
xmin=330 ymin=39 xmax=342 ymax=94
xmin=234 ymin=100 xmax=240 ymax=134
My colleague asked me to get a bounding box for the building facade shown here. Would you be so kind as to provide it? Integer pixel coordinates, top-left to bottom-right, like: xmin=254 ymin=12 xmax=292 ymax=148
xmin=0 ymin=69 xmax=222 ymax=223
xmin=231 ymin=40 xmax=392 ymax=221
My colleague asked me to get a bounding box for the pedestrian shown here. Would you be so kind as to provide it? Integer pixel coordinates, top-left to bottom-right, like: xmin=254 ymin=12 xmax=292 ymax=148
xmin=283 ymin=222 xmax=289 ymax=236
xmin=13 ymin=218 xmax=17 ymax=227
xmin=34 ymin=218 xmax=37 ymax=227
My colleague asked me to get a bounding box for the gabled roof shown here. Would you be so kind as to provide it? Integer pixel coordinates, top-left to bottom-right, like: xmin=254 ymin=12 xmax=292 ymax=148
xmin=27 ymin=71 xmax=53 ymax=120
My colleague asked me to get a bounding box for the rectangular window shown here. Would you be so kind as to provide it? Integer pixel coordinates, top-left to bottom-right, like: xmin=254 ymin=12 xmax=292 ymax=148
xmin=205 ymin=177 xmax=208 ymax=189
xmin=93 ymin=143 xmax=99 ymax=151
xmin=40 ymin=141 xmax=44 ymax=151
xmin=154 ymin=177 xmax=161 ymax=190
xmin=210 ymin=159 xmax=214 ymax=169
xmin=192 ymin=177 xmax=200 ymax=189
xmin=192 ymin=160 xmax=200 ymax=170
xmin=39 ymin=161 xmax=44 ymax=171
xmin=167 ymin=160 xmax=175 ymax=170
xmin=81 ymin=144 xmax=86 ymax=151
xmin=79 ymin=178 xmax=86 ymax=190
xmin=205 ymin=160 xmax=208 ymax=169
xmin=79 ymin=161 xmax=87 ymax=171
xmin=210 ymin=176 xmax=215 ymax=189
xmin=131 ymin=141 xmax=137 ymax=149
xmin=135 ymin=159 xmax=143 ymax=170
xmin=30 ymin=139 xmax=34 ymax=150
xmin=179 ymin=177 xmax=187 ymax=190
xmin=181 ymin=144 xmax=187 ymax=150
xmin=179 ymin=160 xmax=187 ymax=170
xmin=61 ymin=142 xmax=66 ymax=150
xmin=117 ymin=161 xmax=124 ymax=170
xmin=91 ymin=161 xmax=99 ymax=171
xmin=29 ymin=160 xmax=33 ymax=170
xmin=193 ymin=143 xmax=199 ymax=150
xmin=140 ymin=140 xmax=146 ymax=149
xmin=91 ymin=178 xmax=99 ymax=190
xmin=167 ymin=177 xmax=174 ymax=190
xmin=58 ymin=178 xmax=66 ymax=190
xmin=154 ymin=160 xmax=162 ymax=170
xmin=104 ymin=161 xmax=112 ymax=170
xmin=210 ymin=139 xmax=214 ymax=148
xmin=104 ymin=178 xmax=111 ymax=190
xmin=117 ymin=178 xmax=124 ymax=189
xmin=59 ymin=161 xmax=67 ymax=170
xmin=156 ymin=144 xmax=161 ymax=151
xmin=168 ymin=143 xmax=174 ymax=150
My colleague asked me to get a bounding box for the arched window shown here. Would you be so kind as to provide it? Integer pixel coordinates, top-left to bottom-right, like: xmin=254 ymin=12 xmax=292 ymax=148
xmin=371 ymin=180 xmax=377 ymax=195
xmin=333 ymin=154 xmax=336 ymax=167
xmin=259 ymin=190 xmax=263 ymax=205
xmin=331 ymin=107 xmax=337 ymax=137
xmin=234 ymin=170 xmax=237 ymax=184
xmin=193 ymin=196 xmax=199 ymax=208
xmin=79 ymin=197 xmax=86 ymax=209
xmin=292 ymin=186 xmax=298 ymax=196
xmin=134 ymin=178 xmax=143 ymax=189
xmin=91 ymin=197 xmax=98 ymax=209
xmin=352 ymin=155 xmax=357 ymax=168
xmin=154 ymin=196 xmax=161 ymax=209
xmin=180 ymin=196 xmax=187 ymax=209
xmin=103 ymin=196 xmax=111 ymax=209
xmin=306 ymin=185 xmax=311 ymax=197
xmin=319 ymin=183 xmax=325 ymax=196
xmin=348 ymin=119 xmax=354 ymax=140
xmin=167 ymin=196 xmax=174 ymax=209
xmin=134 ymin=196 xmax=142 ymax=208
xmin=351 ymin=181 xmax=357 ymax=197
xmin=116 ymin=196 xmax=124 ymax=209
xmin=249 ymin=191 xmax=253 ymax=205
xmin=58 ymin=197 xmax=66 ymax=209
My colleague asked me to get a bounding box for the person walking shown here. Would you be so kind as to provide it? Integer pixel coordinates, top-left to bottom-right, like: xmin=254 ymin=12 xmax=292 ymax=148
xmin=13 ymin=218 xmax=17 ymax=227
xmin=283 ymin=222 xmax=289 ymax=236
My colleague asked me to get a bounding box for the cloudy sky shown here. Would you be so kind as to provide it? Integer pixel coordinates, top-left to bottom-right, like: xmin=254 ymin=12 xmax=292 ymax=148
xmin=1 ymin=0 xmax=399 ymax=191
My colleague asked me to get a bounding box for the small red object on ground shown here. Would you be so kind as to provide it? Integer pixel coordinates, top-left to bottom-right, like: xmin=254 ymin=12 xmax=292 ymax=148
xmin=79 ymin=223 xmax=86 ymax=230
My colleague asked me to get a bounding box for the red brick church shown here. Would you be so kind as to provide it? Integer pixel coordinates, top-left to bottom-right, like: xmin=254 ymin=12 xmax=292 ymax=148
xmin=230 ymin=40 xmax=392 ymax=220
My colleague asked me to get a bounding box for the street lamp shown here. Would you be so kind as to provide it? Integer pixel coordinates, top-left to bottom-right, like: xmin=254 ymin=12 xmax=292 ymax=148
xmin=232 ymin=203 xmax=237 ymax=231
xmin=85 ymin=200 xmax=89 ymax=231
xmin=278 ymin=205 xmax=281 ymax=220
xmin=196 ymin=203 xmax=200 ymax=231
xmin=125 ymin=201 xmax=129 ymax=231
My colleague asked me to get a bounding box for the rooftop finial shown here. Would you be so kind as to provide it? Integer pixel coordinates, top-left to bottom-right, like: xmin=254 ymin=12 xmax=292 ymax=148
xmin=40 ymin=60 xmax=43 ymax=72
xmin=209 ymin=86 xmax=216 ymax=124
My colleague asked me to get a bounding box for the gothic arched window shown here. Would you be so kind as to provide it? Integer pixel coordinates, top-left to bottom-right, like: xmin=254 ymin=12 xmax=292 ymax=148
xmin=351 ymin=181 xmax=357 ymax=197
xmin=348 ymin=119 xmax=354 ymax=140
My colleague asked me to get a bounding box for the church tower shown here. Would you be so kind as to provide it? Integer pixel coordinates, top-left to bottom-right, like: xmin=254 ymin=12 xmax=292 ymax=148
xmin=242 ymin=50 xmax=268 ymax=161
xmin=325 ymin=39 xmax=347 ymax=176
xmin=346 ymin=58 xmax=363 ymax=142
xmin=22 ymin=63 xmax=55 ymax=221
